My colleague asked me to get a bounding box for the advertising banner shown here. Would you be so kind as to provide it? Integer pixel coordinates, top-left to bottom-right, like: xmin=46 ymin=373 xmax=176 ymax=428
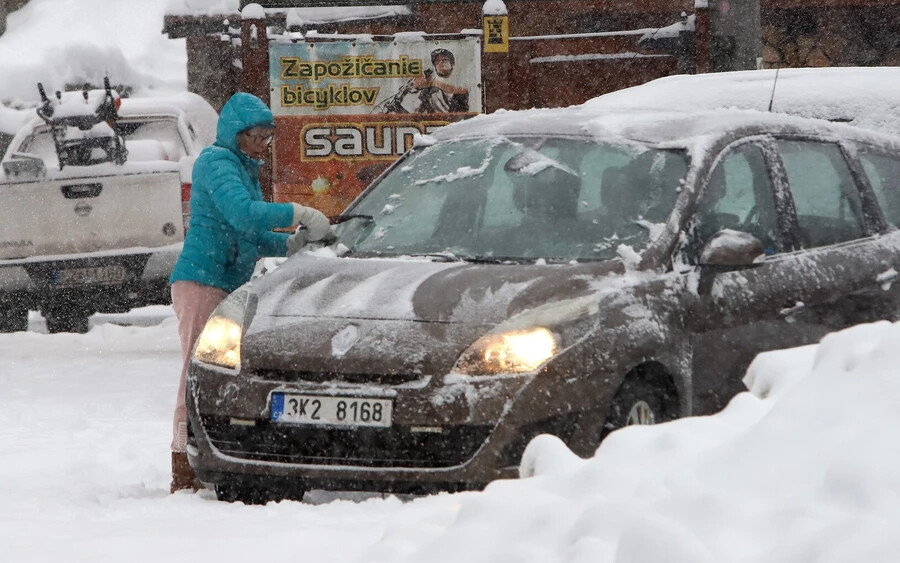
xmin=269 ymin=38 xmax=482 ymax=216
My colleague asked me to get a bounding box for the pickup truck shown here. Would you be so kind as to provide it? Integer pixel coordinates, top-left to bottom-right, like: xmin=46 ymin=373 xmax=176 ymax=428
xmin=0 ymin=86 xmax=217 ymax=333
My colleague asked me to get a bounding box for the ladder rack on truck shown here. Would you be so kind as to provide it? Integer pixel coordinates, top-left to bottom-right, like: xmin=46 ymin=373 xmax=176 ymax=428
xmin=34 ymin=76 xmax=128 ymax=170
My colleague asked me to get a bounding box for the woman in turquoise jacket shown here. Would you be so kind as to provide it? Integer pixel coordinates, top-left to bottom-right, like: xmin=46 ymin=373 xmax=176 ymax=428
xmin=168 ymin=92 xmax=330 ymax=492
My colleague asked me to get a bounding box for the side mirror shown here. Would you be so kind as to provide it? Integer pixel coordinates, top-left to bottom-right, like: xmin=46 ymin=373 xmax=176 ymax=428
xmin=699 ymin=229 xmax=764 ymax=267
xmin=696 ymin=230 xmax=765 ymax=295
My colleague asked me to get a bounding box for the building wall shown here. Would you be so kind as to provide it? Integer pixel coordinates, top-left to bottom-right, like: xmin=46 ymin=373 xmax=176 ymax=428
xmin=172 ymin=1 xmax=900 ymax=113
xmin=762 ymin=4 xmax=900 ymax=68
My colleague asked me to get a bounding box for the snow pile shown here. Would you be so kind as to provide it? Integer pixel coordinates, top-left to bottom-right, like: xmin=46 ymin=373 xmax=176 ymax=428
xmin=165 ymin=0 xmax=238 ymax=16
xmin=359 ymin=320 xmax=900 ymax=562
xmin=0 ymin=0 xmax=187 ymax=124
xmin=4 ymin=310 xmax=900 ymax=562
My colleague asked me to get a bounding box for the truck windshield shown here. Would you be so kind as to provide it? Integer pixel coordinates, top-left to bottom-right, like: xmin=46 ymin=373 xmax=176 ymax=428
xmin=16 ymin=117 xmax=187 ymax=165
xmin=338 ymin=136 xmax=688 ymax=262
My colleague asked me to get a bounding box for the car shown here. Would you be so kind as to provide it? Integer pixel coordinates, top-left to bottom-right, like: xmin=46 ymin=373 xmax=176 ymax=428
xmin=0 ymin=90 xmax=217 ymax=332
xmin=185 ymin=105 xmax=900 ymax=503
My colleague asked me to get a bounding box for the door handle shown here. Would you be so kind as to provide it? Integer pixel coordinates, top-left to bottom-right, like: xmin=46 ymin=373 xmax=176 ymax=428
xmin=61 ymin=183 xmax=102 ymax=199
xmin=877 ymin=268 xmax=899 ymax=290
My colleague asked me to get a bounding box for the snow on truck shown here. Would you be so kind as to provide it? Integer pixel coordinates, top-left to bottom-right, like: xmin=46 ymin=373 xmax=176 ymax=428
xmin=0 ymin=80 xmax=217 ymax=333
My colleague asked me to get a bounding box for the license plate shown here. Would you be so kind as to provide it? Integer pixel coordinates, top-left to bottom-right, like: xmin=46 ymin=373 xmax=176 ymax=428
xmin=271 ymin=393 xmax=392 ymax=428
xmin=54 ymin=265 xmax=127 ymax=286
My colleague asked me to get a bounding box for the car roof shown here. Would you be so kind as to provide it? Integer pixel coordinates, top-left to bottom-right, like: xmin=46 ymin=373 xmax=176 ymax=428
xmin=585 ymin=67 xmax=900 ymax=137
xmin=428 ymin=105 xmax=900 ymax=153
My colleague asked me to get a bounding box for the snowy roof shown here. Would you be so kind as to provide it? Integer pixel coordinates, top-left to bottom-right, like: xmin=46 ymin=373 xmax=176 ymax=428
xmin=165 ymin=0 xmax=410 ymax=21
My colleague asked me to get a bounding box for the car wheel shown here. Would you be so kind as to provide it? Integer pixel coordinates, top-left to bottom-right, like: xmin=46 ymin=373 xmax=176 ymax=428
xmin=601 ymin=366 xmax=678 ymax=440
xmin=44 ymin=309 xmax=90 ymax=334
xmin=0 ymin=307 xmax=28 ymax=333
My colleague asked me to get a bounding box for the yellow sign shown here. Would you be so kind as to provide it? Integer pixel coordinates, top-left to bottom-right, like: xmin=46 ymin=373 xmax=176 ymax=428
xmin=483 ymin=15 xmax=509 ymax=53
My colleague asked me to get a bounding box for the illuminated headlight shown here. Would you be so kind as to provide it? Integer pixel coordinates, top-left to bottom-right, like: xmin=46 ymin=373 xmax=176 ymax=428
xmin=193 ymin=290 xmax=250 ymax=370
xmin=454 ymin=327 xmax=559 ymax=375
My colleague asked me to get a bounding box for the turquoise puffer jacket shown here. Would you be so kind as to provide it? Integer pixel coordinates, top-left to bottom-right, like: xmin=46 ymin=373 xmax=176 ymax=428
xmin=169 ymin=93 xmax=294 ymax=293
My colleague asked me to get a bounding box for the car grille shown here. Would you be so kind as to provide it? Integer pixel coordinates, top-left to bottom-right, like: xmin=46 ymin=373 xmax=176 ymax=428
xmin=252 ymin=369 xmax=423 ymax=385
xmin=200 ymin=415 xmax=492 ymax=468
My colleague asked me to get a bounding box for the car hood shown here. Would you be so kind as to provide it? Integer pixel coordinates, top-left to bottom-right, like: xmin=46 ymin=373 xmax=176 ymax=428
xmin=240 ymin=254 xmax=624 ymax=375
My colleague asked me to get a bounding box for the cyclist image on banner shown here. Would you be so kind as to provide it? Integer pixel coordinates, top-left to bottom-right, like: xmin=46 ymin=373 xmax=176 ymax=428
xmin=379 ymin=48 xmax=470 ymax=114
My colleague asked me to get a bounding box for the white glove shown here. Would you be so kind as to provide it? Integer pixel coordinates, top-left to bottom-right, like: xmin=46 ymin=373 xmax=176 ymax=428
xmin=286 ymin=224 xmax=337 ymax=256
xmin=286 ymin=228 xmax=309 ymax=257
xmin=291 ymin=203 xmax=331 ymax=241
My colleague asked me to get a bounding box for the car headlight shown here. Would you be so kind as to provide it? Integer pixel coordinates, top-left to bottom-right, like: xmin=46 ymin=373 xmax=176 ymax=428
xmin=193 ymin=290 xmax=251 ymax=370
xmin=454 ymin=327 xmax=559 ymax=375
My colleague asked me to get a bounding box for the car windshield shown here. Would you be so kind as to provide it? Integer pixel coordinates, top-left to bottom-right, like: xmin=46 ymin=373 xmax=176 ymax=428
xmin=338 ymin=136 xmax=688 ymax=262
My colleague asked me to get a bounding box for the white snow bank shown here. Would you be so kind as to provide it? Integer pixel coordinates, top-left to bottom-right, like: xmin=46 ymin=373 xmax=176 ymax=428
xmin=3 ymin=310 xmax=900 ymax=562
xmin=377 ymin=320 xmax=900 ymax=563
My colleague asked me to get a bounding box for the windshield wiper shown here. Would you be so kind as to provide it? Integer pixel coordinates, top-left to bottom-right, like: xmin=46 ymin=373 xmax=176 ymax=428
xmin=463 ymin=255 xmax=530 ymax=264
xmin=408 ymin=252 xmax=461 ymax=262
xmin=334 ymin=213 xmax=374 ymax=224
xmin=410 ymin=254 xmax=529 ymax=264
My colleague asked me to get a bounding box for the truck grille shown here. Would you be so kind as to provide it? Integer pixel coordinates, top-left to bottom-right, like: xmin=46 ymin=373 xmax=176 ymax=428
xmin=200 ymin=415 xmax=491 ymax=468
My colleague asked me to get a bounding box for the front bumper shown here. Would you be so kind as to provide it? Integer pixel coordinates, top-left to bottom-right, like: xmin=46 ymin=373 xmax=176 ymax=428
xmin=185 ymin=361 xmax=590 ymax=494
xmin=0 ymin=244 xmax=180 ymax=312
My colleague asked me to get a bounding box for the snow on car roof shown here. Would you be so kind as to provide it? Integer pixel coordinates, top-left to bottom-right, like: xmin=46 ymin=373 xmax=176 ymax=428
xmin=585 ymin=66 xmax=900 ymax=137
xmin=428 ymin=104 xmax=900 ymax=154
xmin=119 ymin=92 xmax=217 ymax=146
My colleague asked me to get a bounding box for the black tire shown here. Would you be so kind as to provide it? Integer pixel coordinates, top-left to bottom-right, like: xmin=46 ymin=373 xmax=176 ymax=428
xmin=601 ymin=367 xmax=678 ymax=440
xmin=0 ymin=307 xmax=28 ymax=333
xmin=44 ymin=309 xmax=90 ymax=334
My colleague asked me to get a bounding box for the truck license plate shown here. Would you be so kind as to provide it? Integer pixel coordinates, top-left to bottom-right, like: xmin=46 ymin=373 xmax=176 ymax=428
xmin=271 ymin=393 xmax=392 ymax=428
xmin=54 ymin=265 xmax=127 ymax=286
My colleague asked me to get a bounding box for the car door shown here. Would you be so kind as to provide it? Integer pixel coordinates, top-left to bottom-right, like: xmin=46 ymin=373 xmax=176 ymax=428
xmin=686 ymin=137 xmax=807 ymax=415
xmin=686 ymin=135 xmax=900 ymax=415
xmin=770 ymin=137 xmax=900 ymax=330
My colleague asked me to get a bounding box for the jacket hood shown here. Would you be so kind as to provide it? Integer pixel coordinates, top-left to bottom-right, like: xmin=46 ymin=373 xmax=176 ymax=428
xmin=215 ymin=93 xmax=274 ymax=153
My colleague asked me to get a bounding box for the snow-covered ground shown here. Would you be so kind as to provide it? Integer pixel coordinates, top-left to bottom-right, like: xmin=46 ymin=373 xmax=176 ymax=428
xmin=3 ymin=309 xmax=900 ymax=562
xmin=4 ymin=2 xmax=900 ymax=562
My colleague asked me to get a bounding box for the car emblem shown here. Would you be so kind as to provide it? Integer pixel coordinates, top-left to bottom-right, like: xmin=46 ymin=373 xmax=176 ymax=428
xmin=331 ymin=324 xmax=360 ymax=357
xmin=74 ymin=202 xmax=92 ymax=217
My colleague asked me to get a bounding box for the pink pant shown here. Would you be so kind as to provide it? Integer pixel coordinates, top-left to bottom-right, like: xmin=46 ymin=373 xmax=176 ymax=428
xmin=171 ymin=281 xmax=228 ymax=452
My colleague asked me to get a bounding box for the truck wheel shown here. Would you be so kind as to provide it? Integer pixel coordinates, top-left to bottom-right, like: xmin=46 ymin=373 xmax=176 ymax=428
xmin=601 ymin=366 xmax=678 ymax=440
xmin=0 ymin=308 xmax=28 ymax=333
xmin=44 ymin=309 xmax=90 ymax=334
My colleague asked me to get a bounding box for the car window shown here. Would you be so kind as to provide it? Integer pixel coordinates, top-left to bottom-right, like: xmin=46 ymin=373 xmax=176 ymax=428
xmin=777 ymin=140 xmax=865 ymax=247
xmin=345 ymin=136 xmax=688 ymax=261
xmin=695 ymin=143 xmax=780 ymax=256
xmin=858 ymin=148 xmax=900 ymax=227
xmin=116 ymin=118 xmax=187 ymax=160
xmin=17 ymin=117 xmax=187 ymax=164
